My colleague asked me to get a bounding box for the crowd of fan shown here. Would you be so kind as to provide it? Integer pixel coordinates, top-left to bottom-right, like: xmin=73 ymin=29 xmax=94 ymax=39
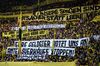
xmin=0 ymin=17 xmax=99 ymax=66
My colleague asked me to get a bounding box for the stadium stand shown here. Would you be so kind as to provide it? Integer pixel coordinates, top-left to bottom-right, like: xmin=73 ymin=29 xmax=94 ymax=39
xmin=0 ymin=0 xmax=100 ymax=66
xmin=0 ymin=14 xmax=99 ymax=65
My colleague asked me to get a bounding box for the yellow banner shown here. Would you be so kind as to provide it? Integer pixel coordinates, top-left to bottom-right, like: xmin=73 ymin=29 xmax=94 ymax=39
xmin=2 ymin=30 xmax=49 ymax=39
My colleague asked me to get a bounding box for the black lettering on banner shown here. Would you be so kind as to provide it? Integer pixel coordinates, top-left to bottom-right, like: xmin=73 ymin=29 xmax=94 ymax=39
xmin=23 ymin=16 xmax=37 ymax=20
xmin=37 ymin=41 xmax=43 ymax=47
xmin=60 ymin=41 xmax=66 ymax=47
xmin=54 ymin=41 xmax=58 ymax=47
xmin=53 ymin=49 xmax=57 ymax=55
xmin=70 ymin=7 xmax=81 ymax=13
xmin=59 ymin=9 xmax=71 ymax=14
xmin=22 ymin=42 xmax=27 ymax=47
xmin=31 ymin=31 xmax=38 ymax=35
xmin=67 ymin=49 xmax=74 ymax=57
xmin=54 ymin=15 xmax=65 ymax=21
xmin=8 ymin=38 xmax=89 ymax=60
xmin=37 ymin=41 xmax=50 ymax=47
xmin=39 ymin=30 xmax=45 ymax=35
xmin=38 ymin=15 xmax=45 ymax=20
xmin=82 ymin=5 xmax=100 ymax=12
xmin=28 ymin=42 xmax=33 ymax=47
xmin=53 ymin=49 xmax=67 ymax=56
xmin=7 ymin=48 xmax=18 ymax=54
xmin=14 ymin=42 xmax=18 ymax=47
xmin=39 ymin=11 xmax=44 ymax=15
xmin=28 ymin=42 xmax=36 ymax=47
xmin=46 ymin=16 xmax=51 ymax=20
xmin=41 ymin=10 xmax=58 ymax=15
xmin=46 ymin=15 xmax=65 ymax=21
xmin=60 ymin=16 xmax=65 ymax=20
xmin=66 ymin=15 xmax=69 ymax=20
xmin=37 ymin=41 xmax=41 ymax=47
xmin=30 ymin=16 xmax=37 ymax=20
xmin=46 ymin=49 xmax=49 ymax=54
xmin=7 ymin=48 xmax=13 ymax=54
xmin=54 ymin=15 xmax=60 ymax=21
xmin=22 ymin=48 xmax=28 ymax=55
xmin=69 ymin=40 xmax=78 ymax=47
xmin=47 ymin=16 xmax=54 ymax=21
xmin=30 ymin=48 xmax=35 ymax=55
xmin=47 ymin=41 xmax=50 ymax=47
xmin=31 ymin=49 xmax=37 ymax=56
xmin=22 ymin=4 xmax=100 ymax=21
xmin=83 ymin=5 xmax=94 ymax=12
xmin=80 ymin=39 xmax=87 ymax=46
xmin=50 ymin=16 xmax=54 ymax=20
xmin=14 ymin=48 xmax=18 ymax=55
xmin=69 ymin=14 xmax=81 ymax=20
xmin=54 ymin=41 xmax=67 ymax=47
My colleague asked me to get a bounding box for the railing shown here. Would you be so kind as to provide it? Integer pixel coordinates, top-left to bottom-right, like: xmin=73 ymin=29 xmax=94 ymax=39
xmin=11 ymin=0 xmax=73 ymax=11
xmin=12 ymin=6 xmax=33 ymax=11
xmin=0 ymin=0 xmax=73 ymax=16
xmin=33 ymin=0 xmax=73 ymax=8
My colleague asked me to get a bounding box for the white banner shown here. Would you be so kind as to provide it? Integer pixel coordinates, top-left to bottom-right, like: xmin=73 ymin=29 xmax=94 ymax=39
xmin=6 ymin=47 xmax=75 ymax=58
xmin=14 ymin=37 xmax=89 ymax=48
xmin=11 ymin=24 xmax=66 ymax=30
xmin=6 ymin=37 xmax=89 ymax=60
xmin=14 ymin=39 xmax=53 ymax=47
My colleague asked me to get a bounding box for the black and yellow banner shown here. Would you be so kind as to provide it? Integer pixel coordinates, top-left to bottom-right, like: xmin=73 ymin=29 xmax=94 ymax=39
xmin=2 ymin=30 xmax=49 ymax=39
